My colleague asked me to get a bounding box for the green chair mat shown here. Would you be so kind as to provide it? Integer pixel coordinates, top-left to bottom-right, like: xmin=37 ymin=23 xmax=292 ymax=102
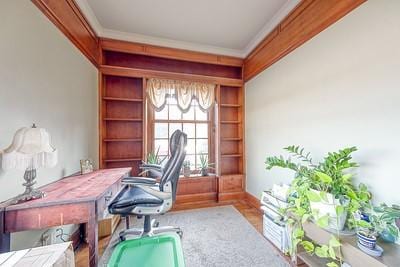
xmin=108 ymin=233 xmax=185 ymax=267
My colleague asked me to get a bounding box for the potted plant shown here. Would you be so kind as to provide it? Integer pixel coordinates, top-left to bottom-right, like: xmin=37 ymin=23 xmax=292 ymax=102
xmin=140 ymin=147 xmax=166 ymax=178
xmin=266 ymin=146 xmax=371 ymax=267
xmin=183 ymin=160 xmax=191 ymax=178
xmin=198 ymin=154 xmax=214 ymax=176
xmin=356 ymin=203 xmax=400 ymax=250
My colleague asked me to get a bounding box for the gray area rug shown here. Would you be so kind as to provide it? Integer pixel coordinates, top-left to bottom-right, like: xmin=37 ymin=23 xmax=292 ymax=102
xmin=99 ymin=205 xmax=288 ymax=267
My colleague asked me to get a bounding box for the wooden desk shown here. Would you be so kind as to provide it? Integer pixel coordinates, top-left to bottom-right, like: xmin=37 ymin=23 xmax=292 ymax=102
xmin=0 ymin=168 xmax=130 ymax=267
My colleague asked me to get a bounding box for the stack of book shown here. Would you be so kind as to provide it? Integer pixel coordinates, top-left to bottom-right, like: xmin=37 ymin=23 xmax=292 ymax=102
xmin=260 ymin=187 xmax=291 ymax=253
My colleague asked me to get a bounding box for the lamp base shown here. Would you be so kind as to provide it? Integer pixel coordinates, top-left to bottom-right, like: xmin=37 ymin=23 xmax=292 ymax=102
xmin=11 ymin=189 xmax=45 ymax=205
xmin=11 ymin=167 xmax=45 ymax=205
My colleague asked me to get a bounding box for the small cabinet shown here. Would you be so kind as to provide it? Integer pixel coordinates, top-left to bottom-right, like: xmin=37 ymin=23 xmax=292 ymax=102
xmin=218 ymin=174 xmax=244 ymax=198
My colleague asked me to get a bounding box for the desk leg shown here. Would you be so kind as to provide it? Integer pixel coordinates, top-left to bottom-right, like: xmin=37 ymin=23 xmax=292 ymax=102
xmin=86 ymin=204 xmax=98 ymax=267
xmin=0 ymin=208 xmax=10 ymax=253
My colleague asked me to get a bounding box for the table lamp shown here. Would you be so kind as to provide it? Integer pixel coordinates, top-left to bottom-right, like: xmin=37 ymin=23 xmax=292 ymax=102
xmin=1 ymin=124 xmax=57 ymax=204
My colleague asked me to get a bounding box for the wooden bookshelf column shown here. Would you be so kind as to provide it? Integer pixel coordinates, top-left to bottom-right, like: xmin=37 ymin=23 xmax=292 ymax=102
xmin=99 ymin=75 xmax=145 ymax=175
xmin=217 ymin=85 xmax=245 ymax=201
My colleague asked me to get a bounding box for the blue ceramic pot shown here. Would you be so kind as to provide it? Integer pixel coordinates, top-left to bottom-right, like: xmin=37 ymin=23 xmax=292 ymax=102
xmin=357 ymin=231 xmax=376 ymax=249
xmin=380 ymin=230 xmax=396 ymax=243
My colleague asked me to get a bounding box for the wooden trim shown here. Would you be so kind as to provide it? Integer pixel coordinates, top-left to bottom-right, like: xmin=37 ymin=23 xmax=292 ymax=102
xmin=100 ymin=38 xmax=243 ymax=67
xmin=0 ymin=207 xmax=10 ymax=253
xmin=70 ymin=226 xmax=82 ymax=250
xmin=31 ymin=0 xmax=100 ymax=66
xmin=244 ymin=192 xmax=262 ymax=213
xmin=176 ymin=192 xmax=217 ymax=204
xmin=218 ymin=192 xmax=245 ymax=202
xmin=244 ymin=0 xmax=366 ymax=81
xmin=100 ymin=65 xmax=243 ymax=87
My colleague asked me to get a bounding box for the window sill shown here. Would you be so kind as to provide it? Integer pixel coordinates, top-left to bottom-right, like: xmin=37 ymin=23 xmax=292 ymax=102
xmin=179 ymin=173 xmax=217 ymax=179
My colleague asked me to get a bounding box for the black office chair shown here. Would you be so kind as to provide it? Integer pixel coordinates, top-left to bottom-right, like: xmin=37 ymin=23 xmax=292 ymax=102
xmin=108 ymin=130 xmax=187 ymax=241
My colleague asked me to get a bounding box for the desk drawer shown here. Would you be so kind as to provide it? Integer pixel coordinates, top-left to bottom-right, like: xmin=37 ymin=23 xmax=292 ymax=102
xmin=97 ymin=180 xmax=123 ymax=220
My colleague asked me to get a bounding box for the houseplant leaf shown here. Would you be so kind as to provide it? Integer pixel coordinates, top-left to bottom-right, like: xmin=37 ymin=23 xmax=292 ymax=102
xmin=307 ymin=191 xmax=321 ymax=202
xmin=315 ymin=171 xmax=332 ymax=184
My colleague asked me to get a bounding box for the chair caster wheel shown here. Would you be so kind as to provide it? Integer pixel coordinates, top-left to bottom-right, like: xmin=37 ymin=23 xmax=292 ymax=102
xmin=177 ymin=230 xmax=183 ymax=239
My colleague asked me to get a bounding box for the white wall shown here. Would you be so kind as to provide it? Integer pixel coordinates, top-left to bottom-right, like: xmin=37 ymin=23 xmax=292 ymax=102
xmin=245 ymin=0 xmax=400 ymax=205
xmin=0 ymin=0 xmax=98 ymax=249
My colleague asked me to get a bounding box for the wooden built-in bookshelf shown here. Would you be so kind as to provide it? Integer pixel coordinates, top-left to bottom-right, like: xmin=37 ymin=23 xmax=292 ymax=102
xmin=99 ymin=45 xmax=245 ymax=204
xmin=217 ymin=85 xmax=245 ymax=201
xmin=99 ymin=75 xmax=145 ymax=175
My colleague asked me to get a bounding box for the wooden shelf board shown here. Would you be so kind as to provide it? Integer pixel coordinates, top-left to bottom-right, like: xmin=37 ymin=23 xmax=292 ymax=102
xmin=220 ymin=104 xmax=241 ymax=108
xmin=103 ymin=118 xmax=142 ymax=122
xmin=221 ymin=138 xmax=243 ymax=141
xmin=103 ymin=138 xmax=142 ymax=142
xmin=297 ymin=252 xmax=328 ymax=267
xmin=100 ymin=65 xmax=243 ymax=87
xmin=103 ymin=158 xmax=142 ymax=162
xmin=103 ymin=97 xmax=143 ymax=102
xmin=220 ymin=120 xmax=241 ymax=124
xmin=221 ymin=154 xmax=242 ymax=158
xmin=220 ymin=172 xmax=244 ymax=176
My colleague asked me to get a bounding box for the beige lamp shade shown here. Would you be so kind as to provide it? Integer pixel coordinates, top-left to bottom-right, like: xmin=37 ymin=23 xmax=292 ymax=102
xmin=1 ymin=126 xmax=58 ymax=170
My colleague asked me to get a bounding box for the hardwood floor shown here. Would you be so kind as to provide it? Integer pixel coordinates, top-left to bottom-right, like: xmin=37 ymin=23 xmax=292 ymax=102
xmin=74 ymin=200 xmax=264 ymax=267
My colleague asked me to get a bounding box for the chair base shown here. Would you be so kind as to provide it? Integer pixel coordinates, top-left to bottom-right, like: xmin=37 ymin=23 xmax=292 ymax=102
xmin=119 ymin=216 xmax=183 ymax=241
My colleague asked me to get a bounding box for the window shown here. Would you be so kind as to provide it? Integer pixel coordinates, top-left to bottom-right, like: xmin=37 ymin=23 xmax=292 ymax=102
xmin=152 ymin=91 xmax=212 ymax=172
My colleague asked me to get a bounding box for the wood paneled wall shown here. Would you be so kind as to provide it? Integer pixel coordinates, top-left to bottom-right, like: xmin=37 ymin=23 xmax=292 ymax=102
xmin=243 ymin=0 xmax=366 ymax=81
xmin=31 ymin=0 xmax=100 ymax=66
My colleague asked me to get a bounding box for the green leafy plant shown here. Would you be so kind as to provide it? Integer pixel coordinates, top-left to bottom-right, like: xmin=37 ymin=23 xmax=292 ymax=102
xmin=266 ymin=146 xmax=371 ymax=267
xmin=358 ymin=204 xmax=400 ymax=239
xmin=146 ymin=147 xmax=166 ymax=165
xmin=198 ymin=154 xmax=214 ymax=176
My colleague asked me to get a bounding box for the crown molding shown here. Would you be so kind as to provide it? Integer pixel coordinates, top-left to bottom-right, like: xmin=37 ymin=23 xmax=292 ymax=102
xmin=243 ymin=0 xmax=301 ymax=56
xmin=74 ymin=0 xmax=299 ymax=58
xmin=74 ymin=0 xmax=103 ymax=36
xmin=101 ymin=28 xmax=244 ymax=58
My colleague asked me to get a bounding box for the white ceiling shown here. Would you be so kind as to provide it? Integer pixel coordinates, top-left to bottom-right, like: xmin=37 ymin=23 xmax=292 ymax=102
xmin=75 ymin=0 xmax=300 ymax=57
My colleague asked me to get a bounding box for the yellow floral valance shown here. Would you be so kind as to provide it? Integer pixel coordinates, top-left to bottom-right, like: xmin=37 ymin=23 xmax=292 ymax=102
xmin=147 ymin=78 xmax=215 ymax=112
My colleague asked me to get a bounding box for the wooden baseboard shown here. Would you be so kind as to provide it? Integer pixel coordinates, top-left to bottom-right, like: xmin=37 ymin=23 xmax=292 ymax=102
xmin=218 ymin=191 xmax=245 ymax=202
xmin=175 ymin=192 xmax=217 ymax=204
xmin=244 ymin=192 xmax=262 ymax=213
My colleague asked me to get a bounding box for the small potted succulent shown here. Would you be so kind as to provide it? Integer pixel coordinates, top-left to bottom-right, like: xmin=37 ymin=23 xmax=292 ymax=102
xmin=183 ymin=160 xmax=191 ymax=178
xmin=198 ymin=154 xmax=214 ymax=176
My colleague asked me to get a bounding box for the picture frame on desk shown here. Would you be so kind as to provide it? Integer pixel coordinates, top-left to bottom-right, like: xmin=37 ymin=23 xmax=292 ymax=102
xmin=80 ymin=159 xmax=94 ymax=174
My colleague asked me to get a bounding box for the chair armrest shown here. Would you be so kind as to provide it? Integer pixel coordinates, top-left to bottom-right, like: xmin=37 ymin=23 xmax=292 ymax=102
xmin=136 ymin=184 xmax=171 ymax=200
xmin=122 ymin=177 xmax=157 ymax=185
xmin=140 ymin=163 xmax=163 ymax=171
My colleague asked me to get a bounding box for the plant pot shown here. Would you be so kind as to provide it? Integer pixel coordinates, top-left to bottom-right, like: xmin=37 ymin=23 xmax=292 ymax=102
xmin=380 ymin=230 xmax=396 ymax=243
xmin=357 ymin=231 xmax=377 ymax=249
xmin=201 ymin=168 xmax=208 ymax=176
xmin=183 ymin=166 xmax=191 ymax=178
xmin=309 ymin=189 xmax=348 ymax=231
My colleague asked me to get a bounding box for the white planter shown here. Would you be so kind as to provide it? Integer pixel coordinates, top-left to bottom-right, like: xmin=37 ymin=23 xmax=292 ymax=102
xmin=309 ymin=189 xmax=348 ymax=231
